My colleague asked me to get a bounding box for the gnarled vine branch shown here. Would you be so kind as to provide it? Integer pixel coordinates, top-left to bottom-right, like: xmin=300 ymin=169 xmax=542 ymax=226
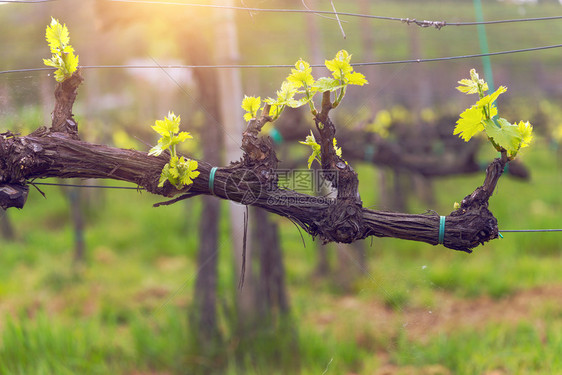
xmin=0 ymin=70 xmax=504 ymax=253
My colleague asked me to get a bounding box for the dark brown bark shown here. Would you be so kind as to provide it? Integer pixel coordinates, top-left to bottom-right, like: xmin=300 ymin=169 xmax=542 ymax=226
xmin=0 ymin=129 xmax=503 ymax=253
xmin=50 ymin=71 xmax=83 ymax=139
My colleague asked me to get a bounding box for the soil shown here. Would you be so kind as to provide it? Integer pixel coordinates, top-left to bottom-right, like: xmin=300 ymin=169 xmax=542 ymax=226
xmin=309 ymin=284 xmax=562 ymax=374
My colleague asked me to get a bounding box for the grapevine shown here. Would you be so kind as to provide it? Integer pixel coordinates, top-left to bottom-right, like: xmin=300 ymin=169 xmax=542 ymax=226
xmin=148 ymin=112 xmax=200 ymax=189
xmin=455 ymin=69 xmax=533 ymax=159
xmin=43 ymin=18 xmax=79 ymax=83
xmin=242 ymin=50 xmax=365 ymax=169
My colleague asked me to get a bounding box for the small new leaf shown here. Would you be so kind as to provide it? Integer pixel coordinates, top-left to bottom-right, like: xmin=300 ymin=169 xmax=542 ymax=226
xmin=324 ymin=50 xmax=368 ymax=88
xmin=45 ymin=17 xmax=70 ymax=53
xmin=325 ymin=50 xmax=353 ymax=80
xmin=242 ymin=95 xmax=261 ymax=121
xmin=152 ymin=111 xmax=181 ymax=136
xmin=178 ymin=157 xmax=200 ymax=187
xmin=299 ymin=131 xmax=322 ymax=169
xmin=149 ymin=112 xmax=199 ymax=189
xmin=454 ymin=76 xmax=505 ymax=142
xmin=456 ymin=69 xmax=488 ymax=95
xmin=333 ymin=138 xmax=342 ymax=157
xmin=517 ymin=121 xmax=533 ymax=149
xmin=477 ymin=86 xmax=507 ymax=108
xmin=43 ymin=18 xmax=79 ymax=82
xmin=275 ymin=81 xmax=299 ymax=107
xmin=286 ymin=59 xmax=315 ymax=88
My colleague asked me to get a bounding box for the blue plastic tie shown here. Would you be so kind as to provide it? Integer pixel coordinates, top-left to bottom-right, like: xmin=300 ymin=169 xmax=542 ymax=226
xmin=498 ymin=232 xmax=504 ymax=239
xmin=438 ymin=216 xmax=446 ymax=244
xmin=209 ymin=167 xmax=218 ymax=195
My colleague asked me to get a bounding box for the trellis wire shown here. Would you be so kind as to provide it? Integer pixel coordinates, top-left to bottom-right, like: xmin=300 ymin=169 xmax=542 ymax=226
xmin=1 ymin=43 xmax=561 ymax=76
xmin=5 ymin=0 xmax=562 ymax=29
xmin=0 ymin=0 xmax=53 ymax=3
xmin=26 ymin=182 xmax=562 ymax=233
xmin=3 ymin=1 xmax=561 ymax=236
xmin=500 ymin=229 xmax=562 ymax=233
xmin=107 ymin=0 xmax=562 ymax=28
xmin=31 ymin=181 xmax=143 ymax=190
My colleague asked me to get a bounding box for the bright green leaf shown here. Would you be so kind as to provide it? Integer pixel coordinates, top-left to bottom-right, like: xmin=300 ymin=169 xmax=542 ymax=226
xmin=517 ymin=121 xmax=533 ymax=148
xmin=456 ymin=78 xmax=478 ymax=94
xmin=484 ymin=118 xmax=521 ymax=154
xmin=149 ymin=112 xmax=198 ymax=188
xmin=177 ymin=157 xmax=200 ymax=187
xmin=43 ymin=56 xmax=61 ymax=68
xmin=456 ymin=69 xmax=488 ymax=95
xmin=292 ymin=96 xmax=315 ymax=108
xmin=158 ymin=163 xmax=172 ymax=187
xmin=266 ymin=103 xmax=283 ymax=120
xmin=63 ymin=52 xmax=79 ymax=76
xmin=276 ymin=81 xmax=299 ymax=103
xmin=174 ymin=131 xmax=193 ymax=143
xmin=454 ymin=104 xmax=484 ymax=142
xmin=333 ymin=138 xmax=342 ymax=157
xmin=169 ymin=156 xmax=180 ymax=179
xmin=148 ymin=143 xmax=163 ymax=157
xmin=152 ymin=112 xmax=180 ymax=136
xmin=346 ymin=72 xmax=368 ymax=86
xmin=313 ymin=77 xmax=343 ymax=92
xmin=45 ymin=18 xmax=69 ymax=53
xmin=44 ymin=18 xmax=79 ymax=82
xmin=54 ymin=70 xmax=66 ymax=83
xmin=299 ymin=131 xmax=322 ymax=169
xmin=286 ymin=59 xmax=314 ymax=88
xmin=477 ymin=86 xmax=507 ymax=107
xmin=325 ymin=50 xmax=353 ymax=80
xmin=241 ymin=95 xmax=261 ymax=121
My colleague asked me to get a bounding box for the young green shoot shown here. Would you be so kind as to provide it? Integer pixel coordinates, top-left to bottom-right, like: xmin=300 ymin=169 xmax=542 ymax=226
xmin=241 ymin=50 xmax=366 ymax=169
xmin=43 ymin=18 xmax=79 ymax=83
xmin=455 ymin=69 xmax=533 ymax=159
xmin=299 ymin=131 xmax=342 ymax=169
xmin=148 ymin=112 xmax=200 ymax=189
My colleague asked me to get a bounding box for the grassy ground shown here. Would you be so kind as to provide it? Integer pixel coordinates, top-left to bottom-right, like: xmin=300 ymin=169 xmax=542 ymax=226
xmin=1 ymin=138 xmax=561 ymax=374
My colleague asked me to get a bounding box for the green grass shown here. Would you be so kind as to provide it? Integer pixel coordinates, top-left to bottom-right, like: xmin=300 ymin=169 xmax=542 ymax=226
xmin=395 ymin=320 xmax=562 ymax=374
xmin=2 ymin=139 xmax=562 ymax=374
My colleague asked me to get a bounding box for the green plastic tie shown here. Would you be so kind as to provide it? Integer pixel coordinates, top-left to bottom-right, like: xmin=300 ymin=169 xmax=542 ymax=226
xmin=474 ymin=0 xmax=495 ymax=92
xmin=498 ymin=232 xmax=504 ymax=239
xmin=209 ymin=167 xmax=218 ymax=195
xmin=438 ymin=216 xmax=446 ymax=244
xmin=364 ymin=144 xmax=376 ymax=162
xmin=269 ymin=128 xmax=284 ymax=145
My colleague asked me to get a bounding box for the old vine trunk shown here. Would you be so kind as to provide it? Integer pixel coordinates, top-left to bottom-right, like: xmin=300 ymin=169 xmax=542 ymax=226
xmin=0 ymin=71 xmax=503 ymax=253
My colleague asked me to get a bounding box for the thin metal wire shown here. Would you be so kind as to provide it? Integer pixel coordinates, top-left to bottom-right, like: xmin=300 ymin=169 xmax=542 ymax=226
xmin=500 ymin=229 xmax=562 ymax=232
xmin=31 ymin=182 xmax=144 ymax=190
xmin=2 ymin=44 xmax=561 ymax=76
xmin=107 ymin=0 xmax=562 ymax=28
xmin=26 ymin=183 xmax=562 ymax=232
xmin=0 ymin=0 xmax=54 ymax=3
